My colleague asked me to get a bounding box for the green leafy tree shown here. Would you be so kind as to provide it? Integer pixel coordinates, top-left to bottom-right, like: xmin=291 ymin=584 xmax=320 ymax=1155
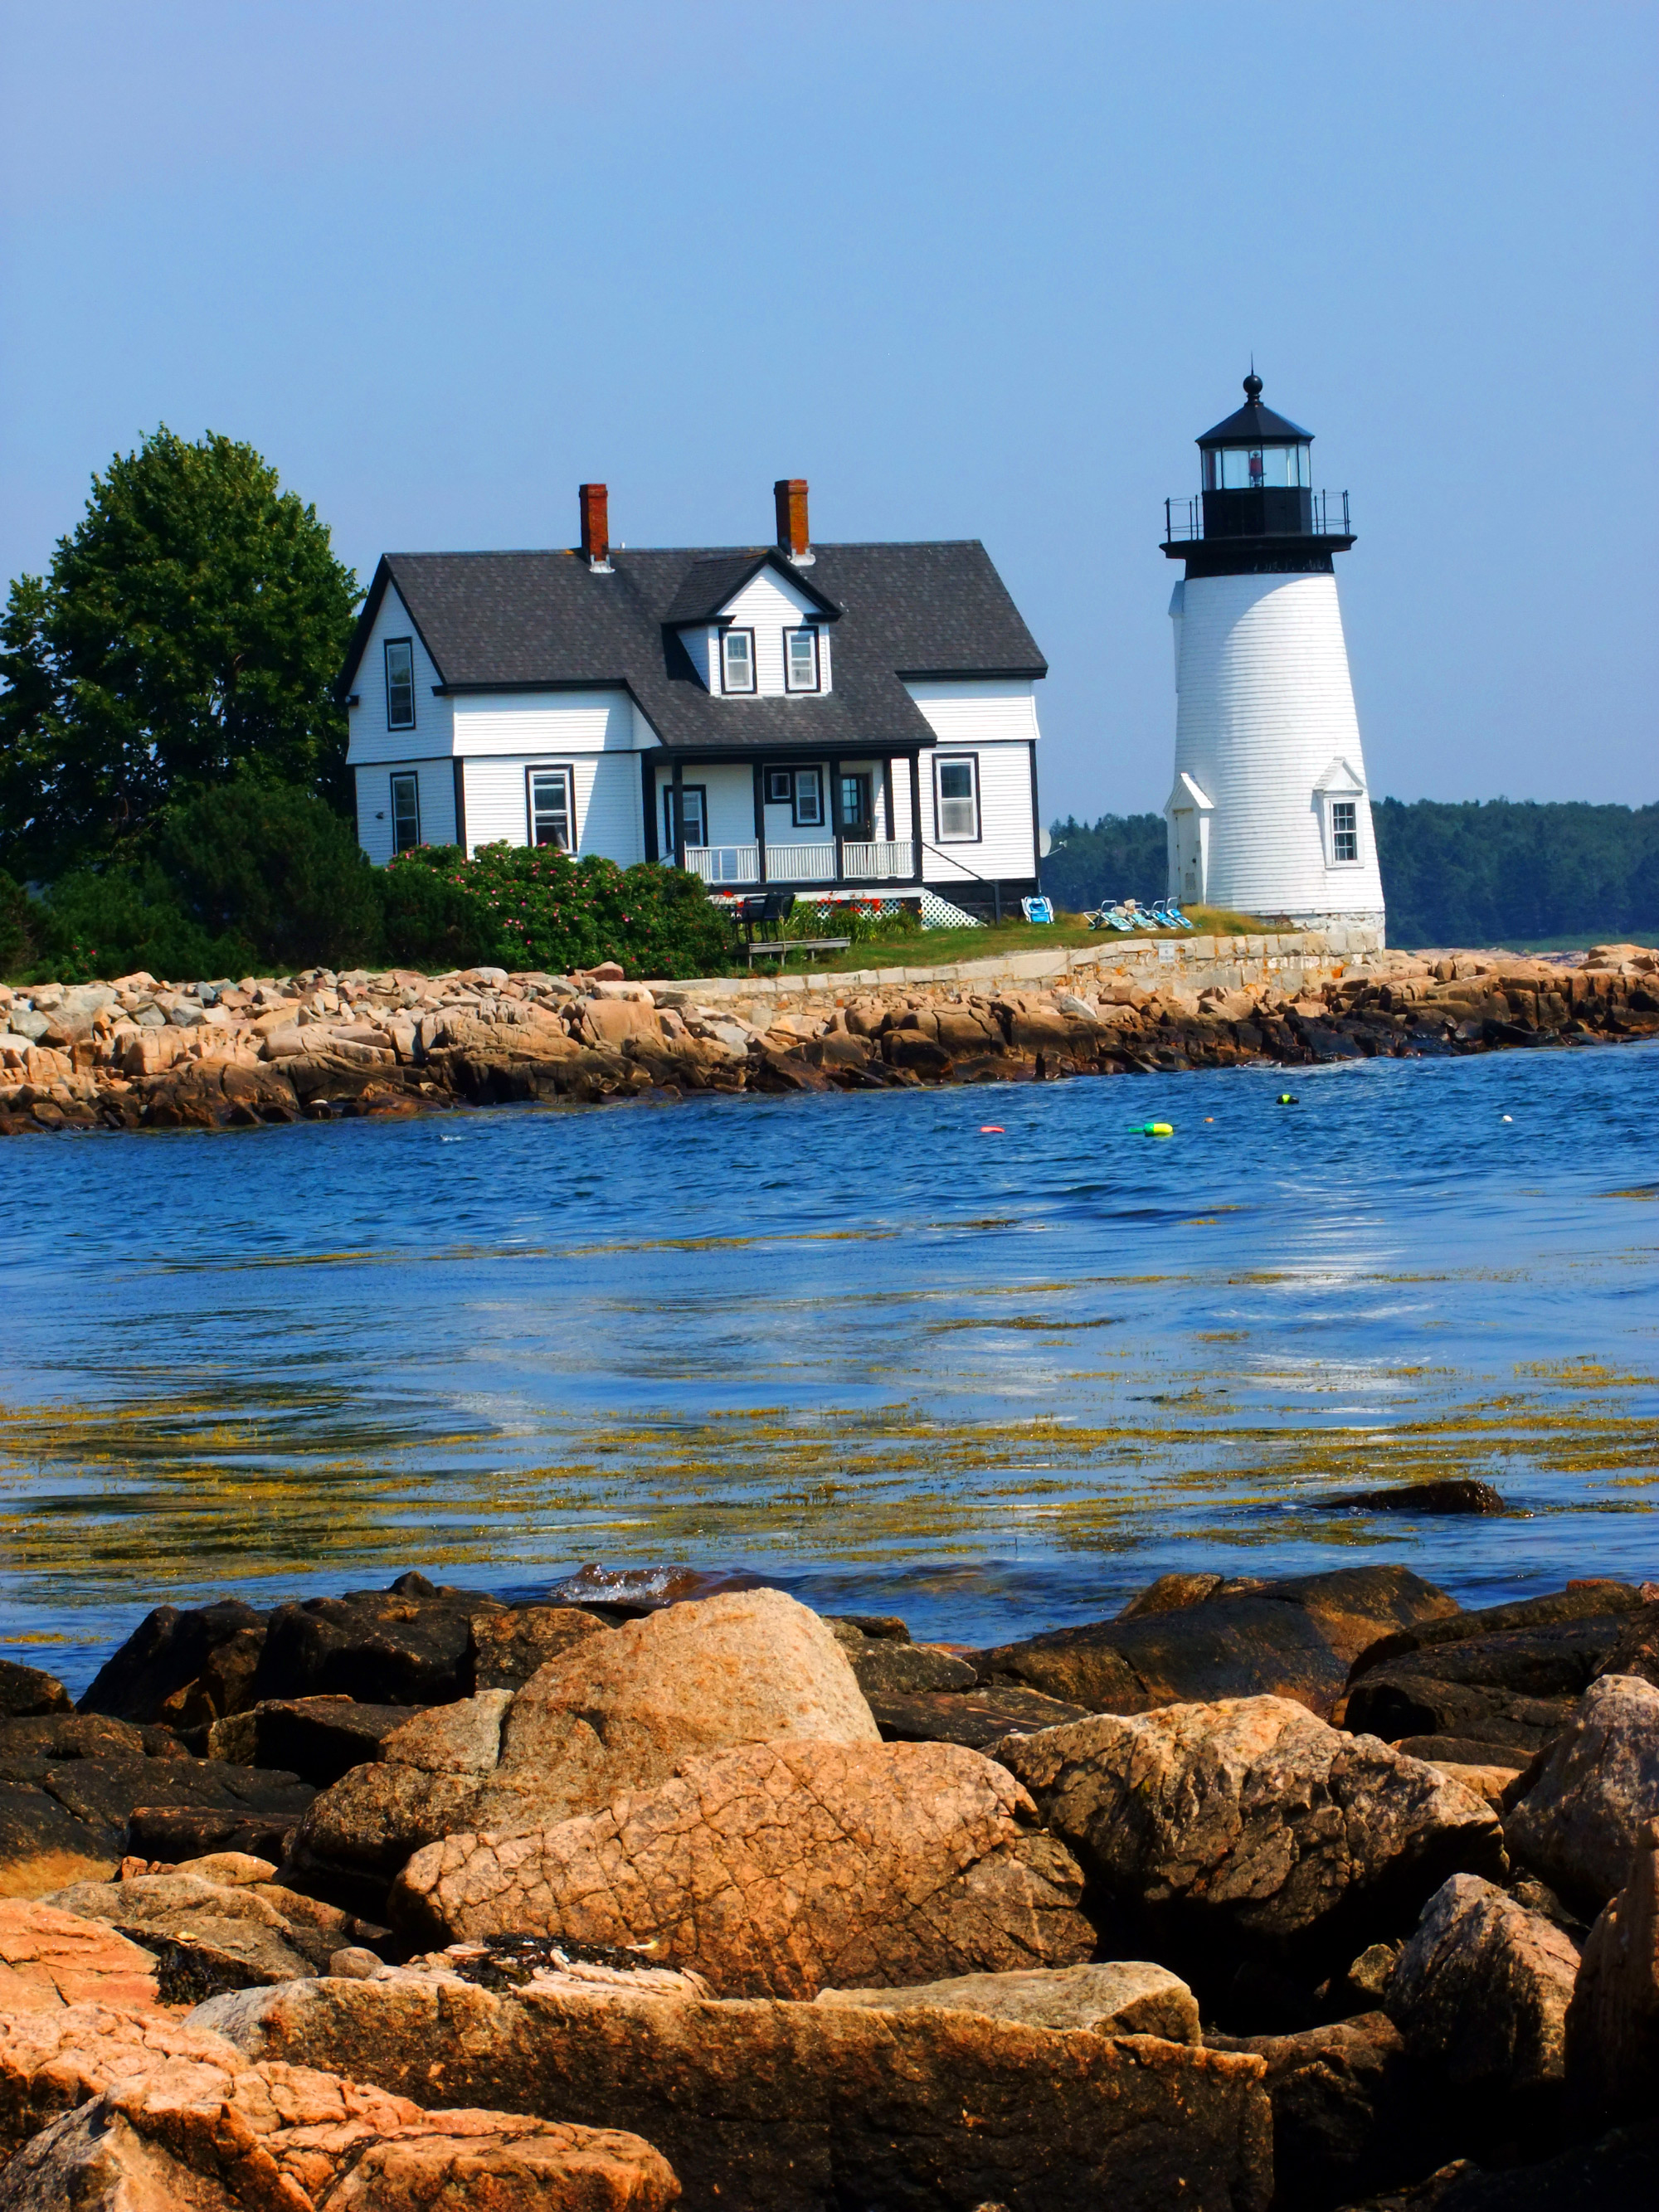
xmin=0 ymin=429 xmax=358 ymax=879
xmin=158 ymin=784 xmax=382 ymax=971
xmin=1042 ymin=812 xmax=1168 ymax=912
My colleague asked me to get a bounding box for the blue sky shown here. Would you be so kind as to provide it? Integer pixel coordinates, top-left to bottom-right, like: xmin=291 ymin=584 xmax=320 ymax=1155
xmin=2 ymin=2 xmax=1654 ymax=819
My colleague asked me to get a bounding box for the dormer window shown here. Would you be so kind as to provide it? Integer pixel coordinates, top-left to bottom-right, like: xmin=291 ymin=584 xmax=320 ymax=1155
xmin=721 ymin=628 xmax=755 ymax=693
xmin=786 ymin=626 xmax=820 ymax=693
xmin=385 ymin=638 xmax=416 ymax=729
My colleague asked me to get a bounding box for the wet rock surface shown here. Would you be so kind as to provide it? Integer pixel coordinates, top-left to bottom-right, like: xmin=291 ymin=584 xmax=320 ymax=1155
xmin=975 ymin=1567 xmax=1457 ymax=1720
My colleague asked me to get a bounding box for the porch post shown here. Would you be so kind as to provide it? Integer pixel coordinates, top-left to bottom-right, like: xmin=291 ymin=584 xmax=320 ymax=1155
xmin=830 ymin=759 xmax=844 ymax=884
xmin=908 ymin=753 xmax=923 ymax=886
xmin=671 ymin=758 xmax=685 ymax=869
xmin=640 ymin=756 xmax=659 ymax=863
xmin=881 ymin=758 xmax=896 ymax=868
xmin=752 ymin=760 xmax=767 ymax=886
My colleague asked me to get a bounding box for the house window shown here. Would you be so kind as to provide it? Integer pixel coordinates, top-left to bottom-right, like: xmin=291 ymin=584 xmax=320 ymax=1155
xmin=665 ymin=785 xmax=708 ymax=849
xmin=1331 ymin=800 xmax=1358 ymax=863
xmin=786 ymin=626 xmax=820 ymax=692
xmin=721 ymin=628 xmax=756 ymax=693
xmin=385 ymin=639 xmax=416 ymax=730
xmin=390 ymin=772 xmax=421 ymax=853
xmin=791 ymin=766 xmax=824 ymax=828
xmin=935 ymin=756 xmax=980 ymax=841
xmin=766 ymin=767 xmax=793 ymax=804
xmin=528 ymin=767 xmax=574 ymax=851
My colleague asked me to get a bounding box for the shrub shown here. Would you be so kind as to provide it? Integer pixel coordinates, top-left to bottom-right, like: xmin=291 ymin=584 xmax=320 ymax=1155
xmin=30 ymin=861 xmax=255 ymax=984
xmin=376 ymin=846 xmax=498 ymax=970
xmin=381 ymin=843 xmax=734 ymax=979
xmin=158 ymin=784 xmax=381 ymax=970
xmin=778 ymin=897 xmax=922 ymax=946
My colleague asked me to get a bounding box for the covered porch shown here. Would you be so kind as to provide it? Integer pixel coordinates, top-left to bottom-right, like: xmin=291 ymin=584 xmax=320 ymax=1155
xmin=648 ymin=748 xmax=926 ymax=891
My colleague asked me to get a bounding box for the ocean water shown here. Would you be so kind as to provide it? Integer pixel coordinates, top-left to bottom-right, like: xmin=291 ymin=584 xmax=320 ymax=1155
xmin=2 ymin=1038 xmax=1655 ymax=1694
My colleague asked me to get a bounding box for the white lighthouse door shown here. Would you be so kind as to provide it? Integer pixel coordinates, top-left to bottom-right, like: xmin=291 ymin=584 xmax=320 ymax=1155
xmin=1172 ymin=809 xmax=1203 ymax=902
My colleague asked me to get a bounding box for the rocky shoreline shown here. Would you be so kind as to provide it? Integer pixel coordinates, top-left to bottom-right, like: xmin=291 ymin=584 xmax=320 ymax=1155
xmin=0 ymin=1561 xmax=1654 ymax=2206
xmin=2 ymin=938 xmax=1656 ymax=1134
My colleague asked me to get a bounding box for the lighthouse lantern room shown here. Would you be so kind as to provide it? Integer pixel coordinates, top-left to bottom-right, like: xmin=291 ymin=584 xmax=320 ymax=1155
xmin=1162 ymin=373 xmax=1385 ymax=936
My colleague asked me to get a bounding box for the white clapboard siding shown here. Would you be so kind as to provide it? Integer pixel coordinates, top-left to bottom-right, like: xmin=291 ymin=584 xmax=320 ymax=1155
xmin=355 ymin=758 xmax=459 ymax=867
xmin=460 ymin=753 xmax=646 ymax=867
xmin=917 ymin=739 xmax=1038 ymax=886
xmin=649 ymin=761 xmax=758 ymax=851
xmin=1173 ymin=571 xmax=1384 ymax=919
xmin=346 ymin=587 xmax=454 ymax=767
xmin=452 ymin=690 xmax=639 ymax=757
xmin=904 ymin=682 xmax=1040 ymax=885
xmin=707 ymin=566 xmax=832 ymax=696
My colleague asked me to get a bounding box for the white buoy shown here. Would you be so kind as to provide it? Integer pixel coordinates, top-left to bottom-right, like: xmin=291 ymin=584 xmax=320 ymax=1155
xmin=1162 ymin=373 xmax=1386 ymax=937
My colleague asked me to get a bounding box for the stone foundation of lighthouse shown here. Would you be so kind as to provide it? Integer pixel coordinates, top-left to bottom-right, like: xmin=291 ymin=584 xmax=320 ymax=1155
xmin=1168 ymin=567 xmax=1385 ymax=931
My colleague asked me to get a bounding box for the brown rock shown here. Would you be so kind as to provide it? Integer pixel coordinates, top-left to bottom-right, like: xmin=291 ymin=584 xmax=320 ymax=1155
xmin=0 ymin=1665 xmax=71 ymax=1721
xmin=1591 ymin=1602 xmax=1659 ymax=1689
xmin=1344 ymin=1670 xmax=1572 ymax=1761
xmin=1564 ymin=1816 xmax=1659 ymax=2126
xmin=0 ymin=1999 xmax=677 ymax=2210
xmin=466 ymin=1605 xmax=611 ymax=1693
xmin=814 ymin=1957 xmax=1199 ymax=2042
xmin=207 ymin=1694 xmax=425 ymax=1783
xmin=1204 ymin=2011 xmax=1424 ymax=2210
xmin=194 ymin=1971 xmax=1273 ymax=2212
xmin=474 ymin=1588 xmax=879 ymax=1833
xmin=866 ymin=1684 xmax=1095 ymax=1751
xmin=392 ymin=1738 xmax=1095 ymax=1998
xmin=1505 ymin=1675 xmax=1659 ymax=1905
xmin=0 ymin=1899 xmax=158 ymax=2014
xmin=998 ymin=1696 xmax=1506 ymax=1964
xmin=1117 ymin=1571 xmax=1228 ymax=1619
xmin=1385 ymin=1874 xmax=1581 ymax=2096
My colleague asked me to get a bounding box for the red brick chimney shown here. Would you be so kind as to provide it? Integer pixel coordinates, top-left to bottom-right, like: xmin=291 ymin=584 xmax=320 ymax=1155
xmin=579 ymin=484 xmax=611 ymax=571
xmin=774 ymin=479 xmax=813 ymax=565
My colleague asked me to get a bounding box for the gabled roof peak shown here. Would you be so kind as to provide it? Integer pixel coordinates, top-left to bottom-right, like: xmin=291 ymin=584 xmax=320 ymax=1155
xmin=659 ymin=547 xmax=841 ymax=627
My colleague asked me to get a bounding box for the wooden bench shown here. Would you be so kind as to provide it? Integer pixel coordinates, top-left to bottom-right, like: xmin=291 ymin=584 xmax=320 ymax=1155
xmin=745 ymin=936 xmax=852 ymax=965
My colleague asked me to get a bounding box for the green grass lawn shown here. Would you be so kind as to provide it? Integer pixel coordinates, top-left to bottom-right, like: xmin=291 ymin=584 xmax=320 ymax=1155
xmin=750 ymin=904 xmax=1272 ymax=975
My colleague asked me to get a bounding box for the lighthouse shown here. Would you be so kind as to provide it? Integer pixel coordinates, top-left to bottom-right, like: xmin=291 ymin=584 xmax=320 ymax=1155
xmin=1162 ymin=373 xmax=1385 ymax=936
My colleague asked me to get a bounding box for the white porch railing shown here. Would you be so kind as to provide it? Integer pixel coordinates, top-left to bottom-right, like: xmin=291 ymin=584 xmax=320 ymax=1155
xmin=684 ymin=844 xmax=760 ymax=884
xmin=682 ymin=838 xmax=917 ymax=886
xmin=765 ymin=842 xmax=838 ymax=883
xmin=842 ymin=839 xmax=915 ymax=880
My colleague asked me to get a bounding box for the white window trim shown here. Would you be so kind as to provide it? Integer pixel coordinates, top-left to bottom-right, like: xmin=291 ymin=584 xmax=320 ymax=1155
xmin=933 ymin=753 xmax=981 ymax=843
xmin=385 ymin=638 xmax=416 ymax=731
xmin=785 ymin=625 xmax=820 ymax=693
xmin=791 ymin=766 xmax=824 ymax=829
xmin=526 ymin=762 xmax=577 ymax=853
xmin=720 ymin=627 xmax=757 ymax=694
xmin=1319 ymin=791 xmax=1365 ymax=867
xmin=389 ymin=771 xmax=421 ymax=852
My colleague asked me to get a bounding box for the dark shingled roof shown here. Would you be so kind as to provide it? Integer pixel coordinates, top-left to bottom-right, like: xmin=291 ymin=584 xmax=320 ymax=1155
xmin=339 ymin=540 xmax=1046 ymax=756
xmin=1198 ymin=397 xmax=1313 ymax=447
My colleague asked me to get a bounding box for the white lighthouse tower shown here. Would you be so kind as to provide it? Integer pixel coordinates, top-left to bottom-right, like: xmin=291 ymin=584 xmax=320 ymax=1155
xmin=1162 ymin=373 xmax=1385 ymax=936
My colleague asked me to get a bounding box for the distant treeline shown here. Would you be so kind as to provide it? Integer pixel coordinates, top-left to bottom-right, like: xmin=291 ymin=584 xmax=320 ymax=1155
xmin=1044 ymin=800 xmax=1659 ymax=946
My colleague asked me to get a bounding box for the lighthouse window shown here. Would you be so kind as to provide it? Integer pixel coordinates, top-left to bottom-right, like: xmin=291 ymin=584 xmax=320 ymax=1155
xmin=1331 ymin=802 xmax=1359 ymax=863
xmin=1210 ymin=445 xmax=1310 ymax=489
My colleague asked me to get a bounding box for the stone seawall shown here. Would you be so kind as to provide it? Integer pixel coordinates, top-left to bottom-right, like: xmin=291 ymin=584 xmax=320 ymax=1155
xmin=2 ymin=932 xmax=1655 ymax=1133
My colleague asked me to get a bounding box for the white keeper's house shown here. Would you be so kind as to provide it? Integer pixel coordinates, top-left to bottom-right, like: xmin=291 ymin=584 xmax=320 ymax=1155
xmin=338 ymin=480 xmax=1047 ymax=914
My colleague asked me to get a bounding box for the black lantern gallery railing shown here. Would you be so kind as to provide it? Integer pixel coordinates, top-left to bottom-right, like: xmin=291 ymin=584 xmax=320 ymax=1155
xmin=1163 ymin=489 xmax=1352 ymax=542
